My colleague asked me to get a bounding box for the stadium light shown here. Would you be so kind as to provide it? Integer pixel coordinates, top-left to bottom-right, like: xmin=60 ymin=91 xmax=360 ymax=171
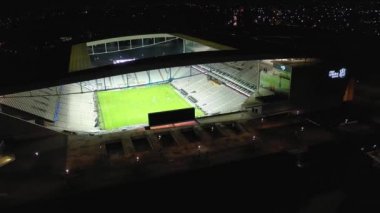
xmin=113 ymin=58 xmax=136 ymax=64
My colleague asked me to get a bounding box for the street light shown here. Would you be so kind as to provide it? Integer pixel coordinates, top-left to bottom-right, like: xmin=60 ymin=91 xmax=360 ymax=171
xmin=251 ymin=135 xmax=256 ymax=150
xmin=65 ymin=169 xmax=70 ymax=174
xmin=296 ymin=159 xmax=303 ymax=168
xmin=34 ymin=152 xmax=39 ymax=157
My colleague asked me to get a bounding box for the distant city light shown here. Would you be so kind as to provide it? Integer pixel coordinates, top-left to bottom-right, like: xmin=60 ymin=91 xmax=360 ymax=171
xmin=60 ymin=36 xmax=72 ymax=42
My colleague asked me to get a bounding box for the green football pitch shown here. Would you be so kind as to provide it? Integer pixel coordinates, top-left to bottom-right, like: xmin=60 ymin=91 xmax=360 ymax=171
xmin=97 ymin=84 xmax=204 ymax=130
xmin=260 ymin=72 xmax=291 ymax=91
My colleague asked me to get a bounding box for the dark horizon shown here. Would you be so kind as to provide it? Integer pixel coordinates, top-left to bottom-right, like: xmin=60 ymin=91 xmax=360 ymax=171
xmin=0 ymin=0 xmax=376 ymax=11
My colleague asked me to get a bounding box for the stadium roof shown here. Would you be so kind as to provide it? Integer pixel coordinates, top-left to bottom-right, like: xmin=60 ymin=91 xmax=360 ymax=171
xmin=0 ymin=32 xmax=314 ymax=94
xmin=4 ymin=31 xmax=361 ymax=95
xmin=68 ymin=33 xmax=235 ymax=73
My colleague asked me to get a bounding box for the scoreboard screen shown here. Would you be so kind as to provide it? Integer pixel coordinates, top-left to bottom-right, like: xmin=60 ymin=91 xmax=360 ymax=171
xmin=148 ymin=108 xmax=195 ymax=126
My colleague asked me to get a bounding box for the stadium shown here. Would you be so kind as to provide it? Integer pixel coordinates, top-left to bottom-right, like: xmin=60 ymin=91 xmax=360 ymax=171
xmin=0 ymin=33 xmax=305 ymax=132
xmin=0 ymin=33 xmax=352 ymax=173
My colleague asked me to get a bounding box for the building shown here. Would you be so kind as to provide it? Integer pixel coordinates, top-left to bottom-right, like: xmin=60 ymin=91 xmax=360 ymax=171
xmin=0 ymin=33 xmax=351 ymax=171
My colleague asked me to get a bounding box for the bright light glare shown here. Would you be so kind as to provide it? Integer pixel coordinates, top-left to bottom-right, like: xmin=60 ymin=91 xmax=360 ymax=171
xmin=0 ymin=155 xmax=15 ymax=167
xmin=113 ymin=58 xmax=136 ymax=64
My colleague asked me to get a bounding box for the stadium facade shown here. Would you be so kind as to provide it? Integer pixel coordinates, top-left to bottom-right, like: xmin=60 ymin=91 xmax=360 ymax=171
xmin=0 ymin=33 xmax=351 ymax=134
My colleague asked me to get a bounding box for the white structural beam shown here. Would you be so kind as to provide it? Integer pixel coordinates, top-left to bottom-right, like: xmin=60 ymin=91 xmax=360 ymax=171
xmin=86 ymin=33 xmax=173 ymax=46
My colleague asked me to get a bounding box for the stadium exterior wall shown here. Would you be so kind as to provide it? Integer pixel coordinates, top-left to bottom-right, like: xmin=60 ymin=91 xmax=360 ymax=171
xmin=289 ymin=62 xmax=350 ymax=109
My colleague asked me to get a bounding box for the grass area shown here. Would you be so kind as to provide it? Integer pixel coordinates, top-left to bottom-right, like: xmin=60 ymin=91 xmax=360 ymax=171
xmin=97 ymin=84 xmax=204 ymax=130
xmin=260 ymin=72 xmax=291 ymax=91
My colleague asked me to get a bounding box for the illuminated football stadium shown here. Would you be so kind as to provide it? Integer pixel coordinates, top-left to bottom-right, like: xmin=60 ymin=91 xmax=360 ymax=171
xmin=0 ymin=33 xmax=350 ymax=134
